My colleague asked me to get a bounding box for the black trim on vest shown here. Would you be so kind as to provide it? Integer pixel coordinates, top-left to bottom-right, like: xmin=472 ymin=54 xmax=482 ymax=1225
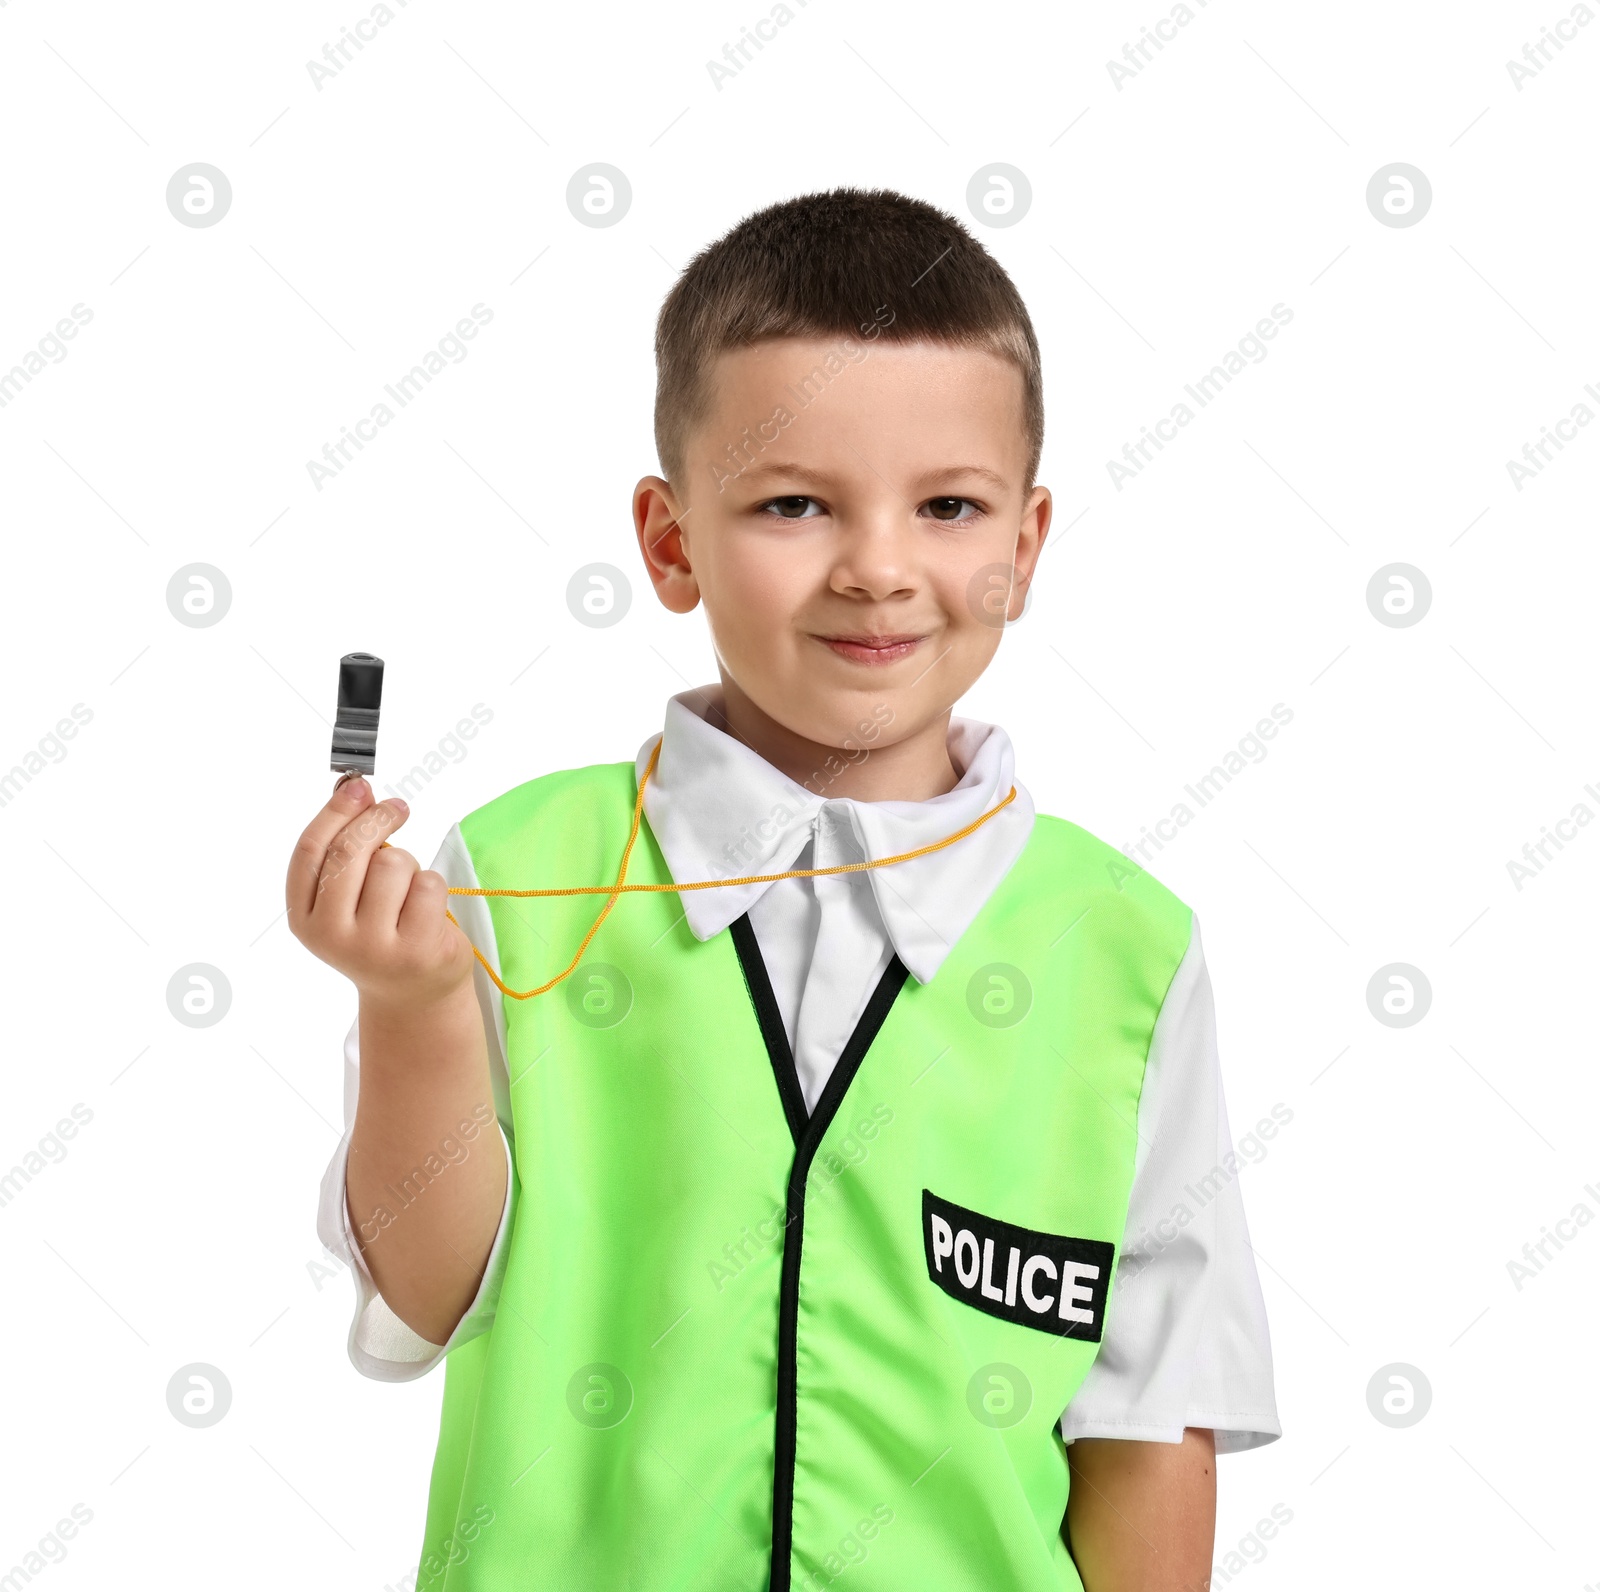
xmin=729 ymin=912 xmax=808 ymax=1145
xmin=728 ymin=911 xmax=911 ymax=1592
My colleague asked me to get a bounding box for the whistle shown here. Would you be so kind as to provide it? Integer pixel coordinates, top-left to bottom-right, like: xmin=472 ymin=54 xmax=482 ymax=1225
xmin=330 ymin=652 xmax=384 ymax=778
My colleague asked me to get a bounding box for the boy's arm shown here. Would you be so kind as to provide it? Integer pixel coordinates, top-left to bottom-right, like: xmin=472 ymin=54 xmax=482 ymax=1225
xmin=1064 ymin=1428 xmax=1216 ymax=1590
xmin=342 ymin=822 xmax=517 ymax=1352
xmin=1057 ymin=913 xmax=1277 ymax=1585
xmin=293 ymin=783 xmax=518 ymax=1369
xmin=345 ymin=980 xmax=506 ymax=1344
xmin=317 ymin=1004 xmax=516 ymax=1378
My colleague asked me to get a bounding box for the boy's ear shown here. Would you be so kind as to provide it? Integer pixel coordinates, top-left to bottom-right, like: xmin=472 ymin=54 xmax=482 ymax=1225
xmin=1009 ymin=484 xmax=1051 ymax=621
xmin=633 ymin=475 xmax=701 ymax=614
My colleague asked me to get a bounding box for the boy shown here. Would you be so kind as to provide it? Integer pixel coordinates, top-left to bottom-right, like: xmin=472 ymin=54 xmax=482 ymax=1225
xmin=290 ymin=188 xmax=1280 ymax=1590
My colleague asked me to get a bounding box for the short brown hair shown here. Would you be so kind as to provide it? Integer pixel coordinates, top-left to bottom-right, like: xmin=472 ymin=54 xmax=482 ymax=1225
xmin=653 ymin=187 xmax=1043 ymax=492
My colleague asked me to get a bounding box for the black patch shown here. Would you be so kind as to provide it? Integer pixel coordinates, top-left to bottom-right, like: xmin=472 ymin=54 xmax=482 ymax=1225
xmin=922 ymin=1188 xmax=1115 ymax=1341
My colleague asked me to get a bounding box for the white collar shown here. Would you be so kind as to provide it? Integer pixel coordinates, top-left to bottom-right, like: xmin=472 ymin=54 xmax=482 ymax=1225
xmin=634 ymin=687 xmax=1036 ymax=985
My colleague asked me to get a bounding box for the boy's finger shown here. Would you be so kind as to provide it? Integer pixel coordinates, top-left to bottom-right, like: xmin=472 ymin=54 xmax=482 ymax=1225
xmin=286 ymin=773 xmax=377 ymax=921
xmin=354 ymin=841 xmax=420 ymax=931
xmin=286 ymin=775 xmax=406 ymax=926
xmin=394 ymin=868 xmax=452 ymax=948
xmin=317 ymin=796 xmax=410 ymax=925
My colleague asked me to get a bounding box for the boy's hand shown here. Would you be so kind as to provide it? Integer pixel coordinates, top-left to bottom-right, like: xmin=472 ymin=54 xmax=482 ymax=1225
xmin=286 ymin=775 xmax=476 ymax=1011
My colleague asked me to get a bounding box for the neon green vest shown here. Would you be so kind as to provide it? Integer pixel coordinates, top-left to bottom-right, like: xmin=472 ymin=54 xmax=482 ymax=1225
xmin=414 ymin=761 xmax=1191 ymax=1590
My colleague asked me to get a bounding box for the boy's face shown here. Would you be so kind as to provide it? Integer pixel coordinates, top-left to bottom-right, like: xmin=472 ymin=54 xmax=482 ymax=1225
xmin=634 ymin=336 xmax=1049 ymax=766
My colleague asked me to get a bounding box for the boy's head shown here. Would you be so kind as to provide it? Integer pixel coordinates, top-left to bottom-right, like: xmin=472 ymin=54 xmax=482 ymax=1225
xmin=634 ymin=188 xmax=1051 ymax=788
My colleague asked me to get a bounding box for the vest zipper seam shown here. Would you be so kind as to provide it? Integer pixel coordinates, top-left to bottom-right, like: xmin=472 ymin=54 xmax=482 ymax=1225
xmin=728 ymin=913 xmax=910 ymax=1592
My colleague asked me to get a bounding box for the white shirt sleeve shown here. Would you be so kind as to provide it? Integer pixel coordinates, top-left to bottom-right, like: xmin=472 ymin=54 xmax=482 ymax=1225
xmin=1059 ymin=912 xmax=1282 ymax=1454
xmin=314 ymin=822 xmax=518 ymax=1382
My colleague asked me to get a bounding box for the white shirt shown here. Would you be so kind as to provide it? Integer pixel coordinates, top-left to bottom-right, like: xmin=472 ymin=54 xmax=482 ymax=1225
xmin=317 ymin=687 xmax=1281 ymax=1452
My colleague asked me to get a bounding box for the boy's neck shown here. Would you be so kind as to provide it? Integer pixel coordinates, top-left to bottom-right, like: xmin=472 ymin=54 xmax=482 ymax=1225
xmin=699 ymin=674 xmax=962 ymax=804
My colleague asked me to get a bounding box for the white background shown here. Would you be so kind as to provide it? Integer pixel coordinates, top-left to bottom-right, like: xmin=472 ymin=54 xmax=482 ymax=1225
xmin=2 ymin=0 xmax=1596 ymax=1586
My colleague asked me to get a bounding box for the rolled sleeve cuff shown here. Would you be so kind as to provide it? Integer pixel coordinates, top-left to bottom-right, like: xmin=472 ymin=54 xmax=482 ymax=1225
xmin=316 ymin=1116 xmax=517 ymax=1383
xmin=1060 ymin=1407 xmax=1283 ymax=1454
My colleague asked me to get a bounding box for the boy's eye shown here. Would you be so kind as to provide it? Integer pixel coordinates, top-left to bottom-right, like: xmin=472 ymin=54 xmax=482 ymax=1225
xmin=922 ymin=497 xmax=981 ymax=522
xmin=757 ymin=494 xmax=983 ymax=522
xmin=759 ymin=496 xmax=823 ymax=520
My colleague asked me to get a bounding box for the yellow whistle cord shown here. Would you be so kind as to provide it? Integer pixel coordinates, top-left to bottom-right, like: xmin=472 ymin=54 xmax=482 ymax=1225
xmin=416 ymin=737 xmax=1017 ymax=1003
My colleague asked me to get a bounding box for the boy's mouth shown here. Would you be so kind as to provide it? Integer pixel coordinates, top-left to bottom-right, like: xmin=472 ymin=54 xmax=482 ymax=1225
xmin=813 ymin=631 xmax=926 ymax=665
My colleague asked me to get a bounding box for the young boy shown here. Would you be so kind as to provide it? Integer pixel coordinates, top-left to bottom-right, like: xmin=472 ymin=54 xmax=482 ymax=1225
xmin=290 ymin=188 xmax=1280 ymax=1591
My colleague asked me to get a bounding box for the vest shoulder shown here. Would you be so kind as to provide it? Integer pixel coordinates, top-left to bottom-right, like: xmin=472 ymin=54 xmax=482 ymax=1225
xmin=1028 ymin=810 xmax=1194 ymax=943
xmin=457 ymin=761 xmax=637 ymax=851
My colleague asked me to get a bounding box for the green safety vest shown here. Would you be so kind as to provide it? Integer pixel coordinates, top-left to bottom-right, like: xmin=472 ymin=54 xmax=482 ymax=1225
xmin=413 ymin=760 xmax=1192 ymax=1591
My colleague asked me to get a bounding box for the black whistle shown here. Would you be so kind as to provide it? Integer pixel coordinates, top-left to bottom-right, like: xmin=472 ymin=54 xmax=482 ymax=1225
xmin=331 ymin=652 xmax=384 ymax=777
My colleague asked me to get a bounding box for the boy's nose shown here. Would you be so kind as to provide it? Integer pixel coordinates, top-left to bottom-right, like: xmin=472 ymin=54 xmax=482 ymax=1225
xmin=826 ymin=510 xmax=921 ymax=598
